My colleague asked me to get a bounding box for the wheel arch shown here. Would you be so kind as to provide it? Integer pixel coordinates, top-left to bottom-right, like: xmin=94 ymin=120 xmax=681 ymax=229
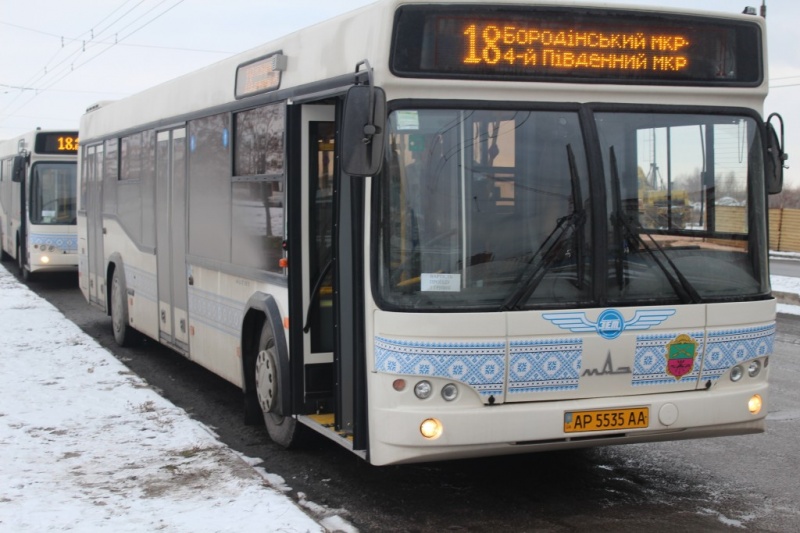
xmin=106 ymin=252 xmax=124 ymax=316
xmin=241 ymin=292 xmax=291 ymax=417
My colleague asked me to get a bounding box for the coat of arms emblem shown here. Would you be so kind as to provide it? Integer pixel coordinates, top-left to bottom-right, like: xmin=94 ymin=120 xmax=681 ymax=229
xmin=665 ymin=334 xmax=698 ymax=380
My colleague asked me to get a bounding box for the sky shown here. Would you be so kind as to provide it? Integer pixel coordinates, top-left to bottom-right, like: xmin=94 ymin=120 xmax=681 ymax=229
xmin=1 ymin=260 xmax=800 ymax=530
xmin=0 ymin=0 xmax=798 ymax=187
xmin=0 ymin=262 xmax=356 ymax=532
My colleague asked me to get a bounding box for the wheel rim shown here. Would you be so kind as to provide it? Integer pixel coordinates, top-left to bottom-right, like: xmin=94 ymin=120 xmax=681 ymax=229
xmin=255 ymin=347 xmax=278 ymax=413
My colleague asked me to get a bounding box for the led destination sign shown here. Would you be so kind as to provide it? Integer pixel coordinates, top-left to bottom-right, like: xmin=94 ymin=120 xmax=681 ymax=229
xmin=391 ymin=6 xmax=762 ymax=85
xmin=235 ymin=52 xmax=287 ymax=98
xmin=35 ymin=132 xmax=79 ymax=155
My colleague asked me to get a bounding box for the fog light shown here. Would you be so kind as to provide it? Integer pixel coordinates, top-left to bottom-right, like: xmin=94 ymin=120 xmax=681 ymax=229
xmin=420 ymin=418 xmax=443 ymax=439
xmin=392 ymin=378 xmax=406 ymax=392
xmin=730 ymin=365 xmax=743 ymax=382
xmin=41 ymin=255 xmax=50 ymax=264
xmin=747 ymin=360 xmax=762 ymax=378
xmin=414 ymin=380 xmax=432 ymax=399
xmin=441 ymin=383 xmax=458 ymax=402
xmin=748 ymin=394 xmax=763 ymax=415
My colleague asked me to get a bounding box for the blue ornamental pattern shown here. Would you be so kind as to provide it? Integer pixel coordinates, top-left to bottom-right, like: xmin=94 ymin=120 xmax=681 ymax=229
xmin=188 ymin=287 xmax=243 ymax=338
xmin=124 ymin=264 xmax=158 ymax=304
xmin=701 ymin=323 xmax=775 ymax=382
xmin=374 ymin=336 xmax=506 ymax=397
xmin=29 ymin=233 xmax=78 ymax=252
xmin=508 ymin=338 xmax=582 ymax=393
xmin=633 ymin=331 xmax=705 ymax=386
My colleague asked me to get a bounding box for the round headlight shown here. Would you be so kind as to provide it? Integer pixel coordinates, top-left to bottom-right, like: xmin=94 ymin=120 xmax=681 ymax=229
xmin=748 ymin=394 xmax=763 ymax=415
xmin=747 ymin=360 xmax=762 ymax=378
xmin=420 ymin=418 xmax=443 ymax=439
xmin=441 ymin=383 xmax=459 ymax=402
xmin=414 ymin=380 xmax=433 ymax=399
xmin=730 ymin=365 xmax=744 ymax=382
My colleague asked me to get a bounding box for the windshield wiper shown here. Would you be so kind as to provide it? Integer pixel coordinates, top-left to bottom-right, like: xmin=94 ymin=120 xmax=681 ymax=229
xmin=609 ymin=147 xmax=701 ymax=304
xmin=501 ymin=145 xmax=586 ymax=311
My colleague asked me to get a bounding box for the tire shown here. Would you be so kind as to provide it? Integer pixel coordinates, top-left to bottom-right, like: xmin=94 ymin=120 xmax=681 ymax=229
xmin=254 ymin=321 xmax=301 ymax=448
xmin=17 ymin=242 xmax=30 ymax=281
xmin=0 ymin=236 xmax=10 ymax=262
xmin=110 ymin=267 xmax=139 ymax=347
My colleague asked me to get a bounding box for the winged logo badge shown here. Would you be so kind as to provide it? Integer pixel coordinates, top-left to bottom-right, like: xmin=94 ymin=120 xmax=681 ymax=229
xmin=541 ymin=308 xmax=676 ymax=340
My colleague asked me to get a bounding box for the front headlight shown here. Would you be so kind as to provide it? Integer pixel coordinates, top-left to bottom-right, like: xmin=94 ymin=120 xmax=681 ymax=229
xmin=414 ymin=380 xmax=433 ymax=400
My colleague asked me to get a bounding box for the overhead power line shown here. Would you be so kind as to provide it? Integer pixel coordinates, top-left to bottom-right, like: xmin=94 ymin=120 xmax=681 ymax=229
xmin=0 ymin=0 xmax=194 ymax=122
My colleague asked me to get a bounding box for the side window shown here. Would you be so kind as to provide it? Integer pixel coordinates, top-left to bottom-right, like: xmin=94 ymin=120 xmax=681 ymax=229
xmin=103 ymin=139 xmax=119 ymax=215
xmin=234 ymin=103 xmax=285 ymax=177
xmin=232 ymin=103 xmax=286 ymax=274
xmin=188 ymin=113 xmax=232 ymax=262
xmin=121 ymin=133 xmax=141 ymax=180
xmin=104 ymin=139 xmax=119 ymax=181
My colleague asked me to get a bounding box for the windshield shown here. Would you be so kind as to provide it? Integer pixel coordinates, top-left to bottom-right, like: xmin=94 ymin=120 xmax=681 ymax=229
xmin=377 ymin=107 xmax=770 ymax=311
xmin=378 ymin=108 xmax=593 ymax=309
xmin=30 ymin=162 xmax=77 ymax=225
xmin=596 ymin=112 xmax=769 ymax=304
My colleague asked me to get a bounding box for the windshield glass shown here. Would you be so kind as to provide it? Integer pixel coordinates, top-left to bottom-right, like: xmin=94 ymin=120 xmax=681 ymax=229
xmin=377 ymin=107 xmax=770 ymax=311
xmin=30 ymin=162 xmax=77 ymax=225
xmin=596 ymin=112 xmax=769 ymax=304
xmin=378 ymin=108 xmax=593 ymax=310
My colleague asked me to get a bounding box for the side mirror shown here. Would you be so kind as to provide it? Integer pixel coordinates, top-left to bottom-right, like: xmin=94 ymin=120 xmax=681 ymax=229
xmin=11 ymin=155 xmax=27 ymax=183
xmin=766 ymin=114 xmax=788 ymax=195
xmin=341 ymin=85 xmax=386 ymax=177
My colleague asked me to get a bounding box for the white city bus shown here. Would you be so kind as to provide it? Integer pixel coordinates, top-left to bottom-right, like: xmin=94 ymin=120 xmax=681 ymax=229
xmin=78 ymin=0 xmax=787 ymax=465
xmin=1 ymin=129 xmax=79 ymax=280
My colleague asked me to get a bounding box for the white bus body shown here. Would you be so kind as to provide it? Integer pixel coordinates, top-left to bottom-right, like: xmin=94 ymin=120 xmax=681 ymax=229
xmin=0 ymin=129 xmax=79 ymax=280
xmin=78 ymin=0 xmax=783 ymax=465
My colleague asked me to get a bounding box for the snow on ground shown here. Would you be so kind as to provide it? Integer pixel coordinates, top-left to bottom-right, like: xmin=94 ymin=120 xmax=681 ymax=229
xmin=1 ymin=258 xmax=799 ymax=532
xmin=0 ymin=264 xmax=350 ymax=533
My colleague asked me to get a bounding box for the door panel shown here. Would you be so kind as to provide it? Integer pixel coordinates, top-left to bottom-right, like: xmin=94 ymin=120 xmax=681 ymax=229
xmin=155 ymin=128 xmax=188 ymax=349
xmin=301 ymin=106 xmax=336 ymax=413
xmin=86 ymin=145 xmax=105 ymax=306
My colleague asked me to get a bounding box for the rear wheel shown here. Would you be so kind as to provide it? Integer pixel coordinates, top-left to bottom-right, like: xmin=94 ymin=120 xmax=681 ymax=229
xmin=254 ymin=321 xmax=299 ymax=448
xmin=110 ymin=267 xmax=139 ymax=346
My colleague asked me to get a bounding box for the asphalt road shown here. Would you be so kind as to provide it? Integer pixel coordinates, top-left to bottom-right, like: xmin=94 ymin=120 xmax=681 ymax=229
xmin=20 ymin=270 xmax=800 ymax=532
xmin=770 ymin=256 xmax=800 ymax=278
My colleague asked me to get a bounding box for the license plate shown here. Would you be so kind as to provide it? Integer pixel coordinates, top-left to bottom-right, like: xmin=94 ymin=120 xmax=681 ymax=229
xmin=564 ymin=407 xmax=649 ymax=433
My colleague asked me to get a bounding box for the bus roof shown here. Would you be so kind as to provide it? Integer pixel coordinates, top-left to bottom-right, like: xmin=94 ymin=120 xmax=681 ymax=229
xmin=80 ymin=0 xmax=768 ymax=142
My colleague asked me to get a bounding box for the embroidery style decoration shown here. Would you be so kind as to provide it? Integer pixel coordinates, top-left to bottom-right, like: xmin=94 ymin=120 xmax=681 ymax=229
xmin=508 ymin=338 xmax=582 ymax=394
xmin=374 ymin=336 xmax=506 ymax=399
xmin=701 ymin=324 xmax=775 ymax=382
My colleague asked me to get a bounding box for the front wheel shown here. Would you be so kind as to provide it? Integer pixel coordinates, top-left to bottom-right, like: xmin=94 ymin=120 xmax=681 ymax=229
xmin=254 ymin=322 xmax=300 ymax=448
xmin=17 ymin=242 xmax=30 ymax=281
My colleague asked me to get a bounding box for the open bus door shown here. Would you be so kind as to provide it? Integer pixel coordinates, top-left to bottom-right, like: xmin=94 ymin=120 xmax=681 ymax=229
xmin=11 ymin=155 xmax=28 ymax=276
xmin=291 ymin=101 xmax=369 ymax=454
